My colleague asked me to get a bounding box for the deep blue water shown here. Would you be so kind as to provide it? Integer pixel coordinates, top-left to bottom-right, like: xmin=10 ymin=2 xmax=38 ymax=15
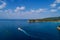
xmin=0 ymin=20 xmax=60 ymax=40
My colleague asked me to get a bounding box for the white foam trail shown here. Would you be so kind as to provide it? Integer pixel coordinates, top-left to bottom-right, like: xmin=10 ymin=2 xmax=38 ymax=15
xmin=18 ymin=27 xmax=46 ymax=40
xmin=18 ymin=27 xmax=40 ymax=39
xmin=18 ymin=27 xmax=30 ymax=36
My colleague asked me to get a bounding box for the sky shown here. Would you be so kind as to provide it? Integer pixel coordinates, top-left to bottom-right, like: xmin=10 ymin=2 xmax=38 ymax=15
xmin=0 ymin=0 xmax=60 ymax=19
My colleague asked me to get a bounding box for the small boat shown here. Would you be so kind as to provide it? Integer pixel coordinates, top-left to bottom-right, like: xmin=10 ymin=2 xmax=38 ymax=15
xmin=57 ymin=26 xmax=60 ymax=30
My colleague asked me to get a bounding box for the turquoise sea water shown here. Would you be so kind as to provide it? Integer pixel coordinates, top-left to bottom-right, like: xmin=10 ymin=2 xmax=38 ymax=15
xmin=0 ymin=20 xmax=60 ymax=40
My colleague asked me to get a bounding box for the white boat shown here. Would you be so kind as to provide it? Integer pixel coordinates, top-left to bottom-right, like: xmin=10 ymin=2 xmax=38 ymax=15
xmin=57 ymin=26 xmax=60 ymax=30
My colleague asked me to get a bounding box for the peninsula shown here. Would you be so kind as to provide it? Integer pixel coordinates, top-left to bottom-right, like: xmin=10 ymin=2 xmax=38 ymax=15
xmin=28 ymin=17 xmax=60 ymax=23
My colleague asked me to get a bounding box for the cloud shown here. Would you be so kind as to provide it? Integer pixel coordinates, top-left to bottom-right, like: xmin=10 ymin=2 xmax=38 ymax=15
xmin=53 ymin=0 xmax=60 ymax=3
xmin=30 ymin=8 xmax=47 ymax=13
xmin=14 ymin=6 xmax=25 ymax=12
xmin=36 ymin=9 xmax=47 ymax=13
xmin=30 ymin=9 xmax=35 ymax=12
xmin=0 ymin=10 xmax=3 ymax=12
xmin=5 ymin=9 xmax=13 ymax=14
xmin=50 ymin=3 xmax=56 ymax=8
xmin=58 ymin=6 xmax=60 ymax=10
xmin=50 ymin=0 xmax=60 ymax=8
xmin=14 ymin=7 xmax=47 ymax=14
xmin=56 ymin=0 xmax=60 ymax=3
xmin=50 ymin=9 xmax=57 ymax=13
xmin=0 ymin=1 xmax=6 ymax=9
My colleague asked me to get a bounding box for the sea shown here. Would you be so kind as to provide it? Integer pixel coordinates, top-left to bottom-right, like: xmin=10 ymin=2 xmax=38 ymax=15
xmin=0 ymin=19 xmax=60 ymax=40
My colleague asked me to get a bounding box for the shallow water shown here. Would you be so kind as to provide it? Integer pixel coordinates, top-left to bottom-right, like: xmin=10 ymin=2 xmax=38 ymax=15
xmin=0 ymin=20 xmax=60 ymax=40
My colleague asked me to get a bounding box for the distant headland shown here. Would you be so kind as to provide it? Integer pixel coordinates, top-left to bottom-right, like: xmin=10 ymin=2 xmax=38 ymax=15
xmin=28 ymin=17 xmax=60 ymax=23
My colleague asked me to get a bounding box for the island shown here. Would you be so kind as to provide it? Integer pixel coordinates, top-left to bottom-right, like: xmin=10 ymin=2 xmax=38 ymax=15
xmin=28 ymin=17 xmax=60 ymax=23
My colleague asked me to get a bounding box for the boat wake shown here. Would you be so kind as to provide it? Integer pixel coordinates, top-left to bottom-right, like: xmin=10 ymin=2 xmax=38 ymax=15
xmin=17 ymin=27 xmax=40 ymax=39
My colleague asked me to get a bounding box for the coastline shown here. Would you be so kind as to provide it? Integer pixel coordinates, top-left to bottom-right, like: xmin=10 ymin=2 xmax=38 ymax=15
xmin=28 ymin=19 xmax=60 ymax=23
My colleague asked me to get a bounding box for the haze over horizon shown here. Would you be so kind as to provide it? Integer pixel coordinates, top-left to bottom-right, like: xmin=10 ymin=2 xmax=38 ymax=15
xmin=0 ymin=0 xmax=60 ymax=19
